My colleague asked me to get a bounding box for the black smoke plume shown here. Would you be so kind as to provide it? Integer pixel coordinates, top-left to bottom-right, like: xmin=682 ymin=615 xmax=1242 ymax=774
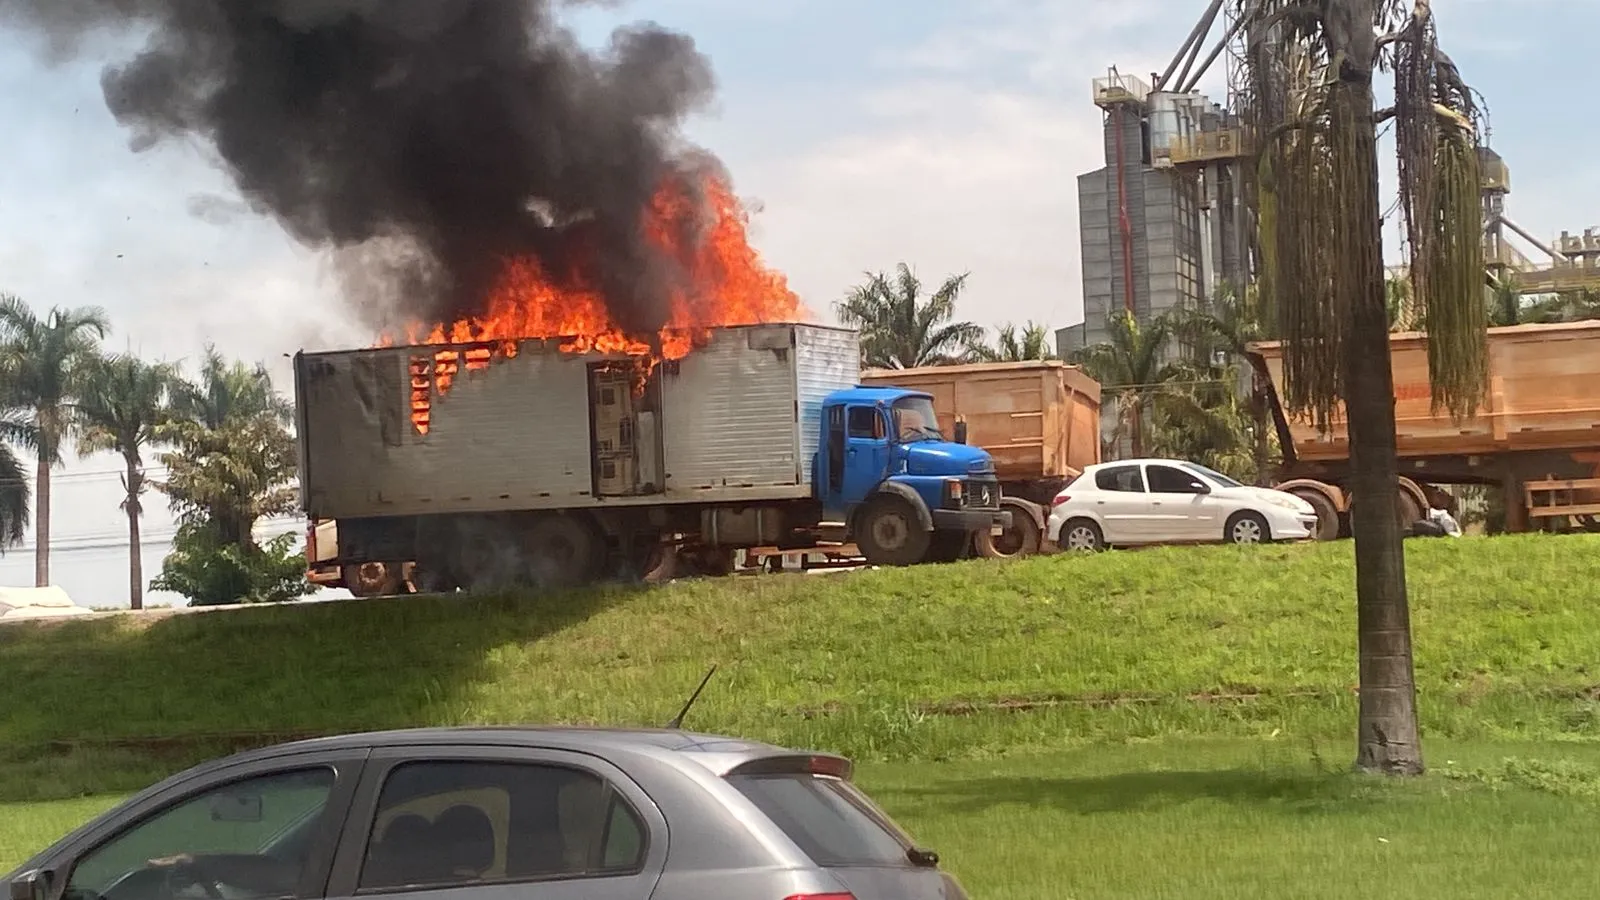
xmin=0 ymin=0 xmax=718 ymax=334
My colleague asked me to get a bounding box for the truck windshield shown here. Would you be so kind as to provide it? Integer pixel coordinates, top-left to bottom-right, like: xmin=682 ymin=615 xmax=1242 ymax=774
xmin=892 ymin=397 xmax=943 ymax=442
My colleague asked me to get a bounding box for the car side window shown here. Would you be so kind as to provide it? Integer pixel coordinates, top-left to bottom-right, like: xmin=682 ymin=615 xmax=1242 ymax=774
xmin=356 ymin=761 xmax=646 ymax=892
xmin=846 ymin=406 xmax=884 ymax=440
xmin=1146 ymin=465 xmax=1205 ymax=493
xmin=64 ymin=768 xmax=336 ymax=900
xmin=1094 ymin=465 xmax=1145 ymax=493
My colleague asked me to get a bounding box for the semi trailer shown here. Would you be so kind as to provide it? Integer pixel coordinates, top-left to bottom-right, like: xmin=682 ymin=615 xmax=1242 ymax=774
xmin=1249 ymin=319 xmax=1600 ymax=538
xmin=296 ymin=323 xmax=1009 ymax=595
xmin=859 ymin=360 xmax=1103 ymax=558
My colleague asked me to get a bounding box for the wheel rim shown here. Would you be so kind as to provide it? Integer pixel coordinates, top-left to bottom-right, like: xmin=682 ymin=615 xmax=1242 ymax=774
xmin=992 ymin=523 xmax=1025 ymax=556
xmin=1232 ymin=518 xmax=1264 ymax=543
xmin=872 ymin=513 xmax=911 ymax=550
xmin=355 ymin=562 xmax=388 ymax=590
xmin=1065 ymin=525 xmax=1098 ymax=551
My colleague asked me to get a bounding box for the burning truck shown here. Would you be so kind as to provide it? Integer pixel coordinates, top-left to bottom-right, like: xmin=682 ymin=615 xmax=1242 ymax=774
xmin=296 ymin=323 xmax=1008 ymax=594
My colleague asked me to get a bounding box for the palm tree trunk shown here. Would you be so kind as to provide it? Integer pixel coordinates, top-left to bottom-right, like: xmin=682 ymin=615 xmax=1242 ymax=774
xmin=1337 ymin=76 xmax=1424 ymax=776
xmin=33 ymin=453 xmax=49 ymax=587
xmin=126 ymin=458 xmax=144 ymax=611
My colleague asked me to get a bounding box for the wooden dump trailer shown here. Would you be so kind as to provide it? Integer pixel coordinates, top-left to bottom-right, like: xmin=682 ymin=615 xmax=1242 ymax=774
xmin=860 ymin=360 xmax=1103 ymax=556
xmin=1248 ymin=320 xmax=1600 ymax=538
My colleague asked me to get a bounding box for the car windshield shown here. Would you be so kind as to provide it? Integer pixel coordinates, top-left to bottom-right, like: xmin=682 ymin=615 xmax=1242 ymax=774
xmin=891 ymin=397 xmax=943 ymax=442
xmin=1181 ymin=462 xmax=1242 ymax=488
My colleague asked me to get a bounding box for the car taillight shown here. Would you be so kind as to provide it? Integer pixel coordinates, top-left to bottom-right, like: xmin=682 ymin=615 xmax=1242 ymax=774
xmin=784 ymin=895 xmax=855 ymax=900
xmin=1051 ymin=494 xmax=1071 ymax=507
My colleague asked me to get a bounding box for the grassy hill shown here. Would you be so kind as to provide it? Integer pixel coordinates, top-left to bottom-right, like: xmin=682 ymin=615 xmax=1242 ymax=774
xmin=4 ymin=534 xmax=1600 ymax=800
xmin=7 ymin=534 xmax=1600 ymax=897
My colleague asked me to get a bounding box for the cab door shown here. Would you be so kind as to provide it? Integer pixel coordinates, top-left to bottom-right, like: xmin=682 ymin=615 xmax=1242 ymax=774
xmin=839 ymin=404 xmax=892 ymax=509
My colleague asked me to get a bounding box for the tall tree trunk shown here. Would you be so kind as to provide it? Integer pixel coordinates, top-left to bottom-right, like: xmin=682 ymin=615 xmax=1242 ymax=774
xmin=33 ymin=453 xmax=49 ymax=587
xmin=1336 ymin=75 xmax=1424 ymax=775
xmin=125 ymin=458 xmax=144 ymax=611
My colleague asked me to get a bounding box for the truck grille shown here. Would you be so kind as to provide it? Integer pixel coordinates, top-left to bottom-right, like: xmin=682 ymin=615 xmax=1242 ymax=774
xmin=970 ymin=479 xmax=999 ymax=509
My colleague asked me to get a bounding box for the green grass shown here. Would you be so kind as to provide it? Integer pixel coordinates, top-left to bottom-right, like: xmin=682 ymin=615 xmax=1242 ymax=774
xmin=866 ymin=739 xmax=1600 ymax=899
xmin=7 ymin=740 xmax=1600 ymax=897
xmin=3 ymin=534 xmax=1600 ymax=801
xmin=4 ymin=535 xmax=1600 ymax=894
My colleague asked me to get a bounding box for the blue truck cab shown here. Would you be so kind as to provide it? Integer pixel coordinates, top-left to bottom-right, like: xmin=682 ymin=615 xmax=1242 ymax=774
xmin=816 ymin=386 xmax=1010 ymax=566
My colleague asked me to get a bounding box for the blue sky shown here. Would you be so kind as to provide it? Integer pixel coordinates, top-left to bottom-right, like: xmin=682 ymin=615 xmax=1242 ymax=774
xmin=0 ymin=0 xmax=1593 ymax=607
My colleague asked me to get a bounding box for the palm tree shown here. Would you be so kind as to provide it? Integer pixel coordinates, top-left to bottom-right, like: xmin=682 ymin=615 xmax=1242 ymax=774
xmin=0 ymin=295 xmax=110 ymax=586
xmin=0 ymin=405 xmax=33 ymax=552
xmin=1072 ymin=310 xmax=1185 ymax=458
xmin=158 ymin=348 xmax=297 ymax=552
xmin=171 ymin=344 xmax=293 ymax=429
xmin=966 ymin=321 xmax=1057 ymax=362
xmin=1173 ymin=284 xmax=1284 ymax=484
xmin=76 ymin=353 xmax=181 ymax=610
xmin=835 ymin=264 xmax=985 ymax=368
xmin=1244 ymin=0 xmax=1486 ymax=774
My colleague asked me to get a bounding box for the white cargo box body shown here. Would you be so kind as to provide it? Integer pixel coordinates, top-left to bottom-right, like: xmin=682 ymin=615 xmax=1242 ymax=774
xmin=294 ymin=323 xmax=859 ymax=519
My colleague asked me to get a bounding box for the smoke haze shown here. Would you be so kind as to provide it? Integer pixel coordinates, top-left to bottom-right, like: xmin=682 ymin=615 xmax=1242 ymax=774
xmin=0 ymin=0 xmax=719 ymax=334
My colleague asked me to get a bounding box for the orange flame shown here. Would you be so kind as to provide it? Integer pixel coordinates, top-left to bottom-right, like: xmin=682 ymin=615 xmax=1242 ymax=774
xmin=383 ymin=172 xmax=805 ymax=433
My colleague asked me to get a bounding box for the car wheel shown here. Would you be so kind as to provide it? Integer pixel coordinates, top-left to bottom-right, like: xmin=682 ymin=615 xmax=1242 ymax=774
xmin=1225 ymin=511 xmax=1271 ymax=545
xmin=1058 ymin=518 xmax=1105 ymax=552
xmin=856 ymin=495 xmax=932 ymax=566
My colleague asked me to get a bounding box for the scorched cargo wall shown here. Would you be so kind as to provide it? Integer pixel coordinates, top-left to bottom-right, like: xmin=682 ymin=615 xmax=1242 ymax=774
xmin=294 ymin=323 xmax=859 ymax=520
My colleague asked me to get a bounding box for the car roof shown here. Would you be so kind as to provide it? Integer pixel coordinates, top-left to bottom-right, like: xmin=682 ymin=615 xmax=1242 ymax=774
xmin=1085 ymin=458 xmax=1191 ymax=470
xmin=198 ymin=726 xmax=814 ymax=777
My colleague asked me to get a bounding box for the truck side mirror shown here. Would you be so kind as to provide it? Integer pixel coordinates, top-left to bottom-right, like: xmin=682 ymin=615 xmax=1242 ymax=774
xmin=953 ymin=421 xmax=968 ymax=445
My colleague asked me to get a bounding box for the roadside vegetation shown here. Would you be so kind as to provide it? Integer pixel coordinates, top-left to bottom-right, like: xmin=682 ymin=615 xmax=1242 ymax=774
xmin=4 ymin=533 xmax=1600 ymax=895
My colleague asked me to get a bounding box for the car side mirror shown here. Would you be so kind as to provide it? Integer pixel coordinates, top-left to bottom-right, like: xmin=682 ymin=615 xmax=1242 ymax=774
xmin=11 ymin=870 xmax=51 ymax=900
xmin=1189 ymin=481 xmax=1211 ymax=494
xmin=953 ymin=421 xmax=968 ymax=445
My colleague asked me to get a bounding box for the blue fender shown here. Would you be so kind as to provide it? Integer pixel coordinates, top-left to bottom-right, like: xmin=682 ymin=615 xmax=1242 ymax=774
xmin=863 ymin=480 xmax=935 ymax=532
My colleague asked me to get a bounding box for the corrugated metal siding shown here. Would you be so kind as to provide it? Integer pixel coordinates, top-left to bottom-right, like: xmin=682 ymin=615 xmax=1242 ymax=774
xmin=299 ymin=342 xmax=593 ymax=517
xmin=661 ymin=324 xmax=802 ymax=490
xmin=795 ymin=325 xmax=861 ymax=487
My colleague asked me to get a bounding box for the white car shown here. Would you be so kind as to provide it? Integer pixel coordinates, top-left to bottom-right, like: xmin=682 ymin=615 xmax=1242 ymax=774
xmin=1046 ymin=458 xmax=1320 ymax=551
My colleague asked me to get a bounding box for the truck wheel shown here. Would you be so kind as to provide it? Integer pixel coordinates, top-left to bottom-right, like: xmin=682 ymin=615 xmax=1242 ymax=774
xmin=975 ymin=514 xmax=1040 ymax=559
xmin=343 ymin=562 xmax=403 ymax=598
xmin=524 ymin=515 xmax=601 ymax=589
xmin=856 ymin=495 xmax=932 ymax=567
xmin=1290 ymin=489 xmax=1340 ymax=541
xmin=1397 ymin=490 xmax=1423 ymax=535
xmin=1058 ymin=518 xmax=1104 ymax=552
xmin=1226 ymin=511 xmax=1272 ymax=544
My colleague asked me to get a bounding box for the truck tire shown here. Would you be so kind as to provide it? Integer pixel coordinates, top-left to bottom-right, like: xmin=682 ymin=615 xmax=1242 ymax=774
xmin=975 ymin=513 xmax=1040 ymax=559
xmin=523 ymin=514 xmax=601 ymax=589
xmin=1397 ymin=490 xmax=1423 ymax=534
xmin=1290 ymin=489 xmax=1340 ymax=541
xmin=343 ymin=562 xmax=403 ymax=598
xmin=856 ymin=495 xmax=932 ymax=567
xmin=1225 ymin=511 xmax=1272 ymax=544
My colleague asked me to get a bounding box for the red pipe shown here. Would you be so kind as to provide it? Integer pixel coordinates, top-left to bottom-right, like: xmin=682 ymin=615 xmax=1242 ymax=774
xmin=1112 ymin=105 xmax=1137 ymax=314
